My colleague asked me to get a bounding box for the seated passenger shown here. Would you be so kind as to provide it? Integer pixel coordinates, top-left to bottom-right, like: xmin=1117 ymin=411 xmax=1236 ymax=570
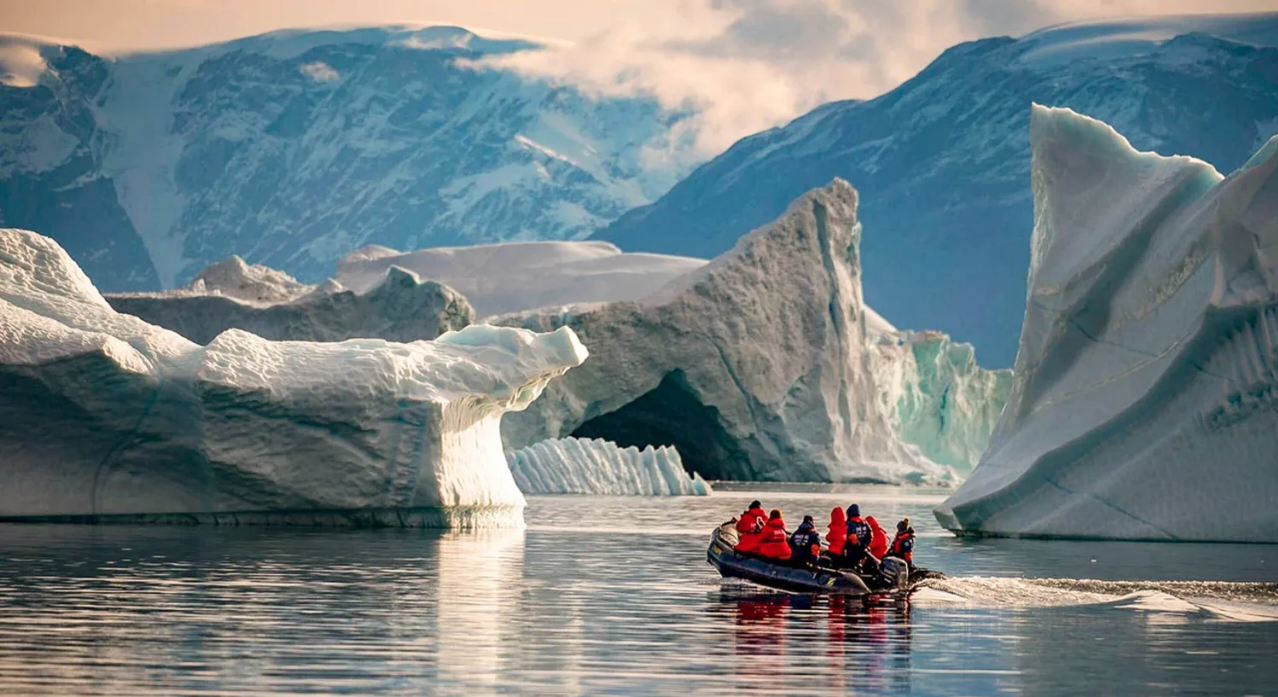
xmin=844 ymin=504 xmax=872 ymax=568
xmin=867 ymin=516 xmax=889 ymax=560
xmin=826 ymin=507 xmax=847 ymax=557
xmin=889 ymin=519 xmax=915 ymax=567
xmin=734 ymin=500 xmax=767 ymax=553
xmin=757 ymin=510 xmax=793 ymax=561
xmin=788 ymin=515 xmax=822 ymax=566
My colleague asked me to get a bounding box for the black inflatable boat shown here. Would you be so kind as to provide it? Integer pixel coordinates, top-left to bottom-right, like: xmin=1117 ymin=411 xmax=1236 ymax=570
xmin=707 ymin=522 xmax=943 ymax=595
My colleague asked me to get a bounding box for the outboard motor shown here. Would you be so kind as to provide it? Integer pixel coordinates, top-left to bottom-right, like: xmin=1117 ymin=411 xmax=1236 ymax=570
xmin=878 ymin=557 xmax=909 ymax=590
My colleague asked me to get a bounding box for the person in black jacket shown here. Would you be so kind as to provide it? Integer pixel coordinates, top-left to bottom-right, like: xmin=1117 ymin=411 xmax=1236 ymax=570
xmin=788 ymin=515 xmax=822 ymax=566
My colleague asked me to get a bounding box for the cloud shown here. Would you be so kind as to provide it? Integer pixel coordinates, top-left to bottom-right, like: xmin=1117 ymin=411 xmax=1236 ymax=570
xmin=0 ymin=39 xmax=50 ymax=88
xmin=473 ymin=0 xmax=1277 ymax=155
xmin=299 ymin=60 xmax=340 ymax=81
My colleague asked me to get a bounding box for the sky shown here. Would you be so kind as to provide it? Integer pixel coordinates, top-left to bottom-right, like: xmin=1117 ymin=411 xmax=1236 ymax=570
xmin=2 ymin=0 xmax=1275 ymax=152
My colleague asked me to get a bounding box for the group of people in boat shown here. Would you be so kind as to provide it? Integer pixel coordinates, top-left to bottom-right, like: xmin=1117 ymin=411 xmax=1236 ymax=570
xmin=732 ymin=501 xmax=916 ymax=572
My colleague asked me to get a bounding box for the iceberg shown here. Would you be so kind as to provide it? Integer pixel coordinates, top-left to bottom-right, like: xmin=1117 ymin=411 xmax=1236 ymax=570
xmin=107 ymin=256 xmax=472 ymax=344
xmin=507 ymin=437 xmax=711 ymax=496
xmin=498 ymin=180 xmax=964 ymax=484
xmin=936 ymin=105 xmax=1278 ymax=542
xmin=0 ymin=228 xmax=586 ymax=526
xmin=335 ymin=240 xmax=706 ymax=318
xmin=872 ymin=331 xmax=1013 ymax=476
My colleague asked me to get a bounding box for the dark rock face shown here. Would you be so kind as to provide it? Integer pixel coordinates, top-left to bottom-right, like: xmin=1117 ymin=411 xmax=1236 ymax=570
xmin=0 ymin=45 xmax=159 ymax=290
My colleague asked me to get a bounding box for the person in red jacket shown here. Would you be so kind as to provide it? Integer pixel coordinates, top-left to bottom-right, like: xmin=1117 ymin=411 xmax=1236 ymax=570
xmin=889 ymin=519 xmax=915 ymax=567
xmin=826 ymin=506 xmax=847 ymax=557
xmin=734 ymin=500 xmax=767 ymax=553
xmin=757 ymin=510 xmax=793 ymax=561
xmin=866 ymin=516 xmax=889 ymax=560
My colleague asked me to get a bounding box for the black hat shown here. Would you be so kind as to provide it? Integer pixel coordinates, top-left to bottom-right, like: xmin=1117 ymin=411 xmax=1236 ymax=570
xmin=802 ymin=515 xmax=814 ymax=524
xmin=749 ymin=500 xmax=762 ymax=509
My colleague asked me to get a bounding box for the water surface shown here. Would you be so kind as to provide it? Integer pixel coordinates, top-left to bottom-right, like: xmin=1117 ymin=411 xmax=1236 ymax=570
xmin=0 ymin=485 xmax=1274 ymax=695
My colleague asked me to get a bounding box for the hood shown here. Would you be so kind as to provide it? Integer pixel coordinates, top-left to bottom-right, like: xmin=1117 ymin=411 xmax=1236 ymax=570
xmin=830 ymin=507 xmax=846 ymax=526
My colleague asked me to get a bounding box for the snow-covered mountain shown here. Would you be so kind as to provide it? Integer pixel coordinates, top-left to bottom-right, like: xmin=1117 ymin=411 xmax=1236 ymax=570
xmin=0 ymin=26 xmax=693 ymax=291
xmin=594 ymin=14 xmax=1278 ymax=366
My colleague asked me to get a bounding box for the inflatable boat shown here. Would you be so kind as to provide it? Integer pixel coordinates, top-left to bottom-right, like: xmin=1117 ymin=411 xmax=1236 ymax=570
xmin=706 ymin=522 xmax=943 ymax=595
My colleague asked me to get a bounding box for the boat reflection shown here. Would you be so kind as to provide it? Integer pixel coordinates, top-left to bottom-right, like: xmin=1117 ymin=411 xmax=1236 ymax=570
xmin=715 ymin=588 xmax=913 ymax=692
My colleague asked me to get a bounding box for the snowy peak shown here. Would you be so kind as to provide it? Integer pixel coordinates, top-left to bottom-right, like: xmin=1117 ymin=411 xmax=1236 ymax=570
xmin=0 ymin=25 xmax=695 ymax=294
xmin=1017 ymin=13 xmax=1278 ymax=67
xmin=594 ymin=12 xmax=1278 ymax=367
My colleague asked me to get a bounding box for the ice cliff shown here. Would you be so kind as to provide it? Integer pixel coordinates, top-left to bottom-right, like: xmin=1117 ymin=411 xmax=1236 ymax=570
xmin=507 ymin=437 xmax=710 ymax=496
xmin=497 ymin=180 xmax=968 ymax=484
xmin=0 ymin=229 xmax=586 ymax=526
xmin=935 ymin=105 xmax=1278 ymax=542
xmin=872 ymin=331 xmax=1013 ymax=476
xmin=107 ymin=255 xmax=473 ymax=344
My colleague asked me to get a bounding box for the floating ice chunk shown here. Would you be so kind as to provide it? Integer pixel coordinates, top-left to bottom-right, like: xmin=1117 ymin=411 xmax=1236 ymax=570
xmin=507 ymin=437 xmax=710 ymax=496
xmin=107 ymin=258 xmax=473 ymax=344
xmin=0 ymin=228 xmax=587 ymax=527
xmin=936 ymin=105 xmax=1278 ymax=542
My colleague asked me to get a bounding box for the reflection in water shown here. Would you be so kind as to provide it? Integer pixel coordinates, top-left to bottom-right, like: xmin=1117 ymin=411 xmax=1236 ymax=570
xmin=717 ymin=589 xmax=915 ymax=695
xmin=436 ymin=529 xmax=525 ymax=690
xmin=0 ymin=489 xmax=1275 ymax=695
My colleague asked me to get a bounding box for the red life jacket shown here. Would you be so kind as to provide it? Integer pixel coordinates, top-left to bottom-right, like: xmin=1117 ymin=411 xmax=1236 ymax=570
xmin=734 ymin=506 xmax=766 ymax=553
xmin=867 ymin=516 xmax=889 ymax=559
xmin=890 ymin=531 xmax=915 ymax=563
xmin=757 ymin=517 xmax=793 ymax=560
xmin=826 ymin=507 xmax=847 ymax=556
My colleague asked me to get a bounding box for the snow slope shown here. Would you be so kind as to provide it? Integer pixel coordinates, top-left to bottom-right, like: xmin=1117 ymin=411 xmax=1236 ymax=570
xmin=0 ymin=26 xmax=694 ymax=291
xmin=934 ymin=106 xmax=1278 ymax=542
xmin=497 ymin=180 xmax=969 ymax=484
xmin=595 ymin=13 xmax=1278 ymax=366
xmin=0 ymin=228 xmax=586 ymax=526
xmin=107 ymin=255 xmax=472 ymax=344
xmin=507 ymin=437 xmax=710 ymax=495
xmin=336 ymin=240 xmax=705 ymax=318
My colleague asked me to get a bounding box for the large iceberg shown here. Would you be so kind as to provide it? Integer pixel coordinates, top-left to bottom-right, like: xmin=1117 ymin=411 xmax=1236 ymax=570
xmin=507 ymin=437 xmax=711 ymax=496
xmin=498 ymin=180 xmax=971 ymax=484
xmin=107 ymin=256 xmax=472 ymax=344
xmin=0 ymin=228 xmax=586 ymax=526
xmin=935 ymin=105 xmax=1278 ymax=542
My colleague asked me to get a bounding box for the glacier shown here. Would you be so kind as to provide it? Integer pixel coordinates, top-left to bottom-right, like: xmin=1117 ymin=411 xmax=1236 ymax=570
xmin=935 ymin=105 xmax=1278 ymax=542
xmin=507 ymin=437 xmax=710 ymax=496
xmin=107 ymin=255 xmax=472 ymax=344
xmin=0 ymin=228 xmax=587 ymax=526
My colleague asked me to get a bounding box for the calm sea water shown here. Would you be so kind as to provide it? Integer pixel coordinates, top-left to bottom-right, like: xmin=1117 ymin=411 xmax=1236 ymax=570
xmin=1 ymin=484 xmax=1275 ymax=696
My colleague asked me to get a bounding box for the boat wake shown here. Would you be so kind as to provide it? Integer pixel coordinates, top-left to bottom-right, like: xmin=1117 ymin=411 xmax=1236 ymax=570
xmin=913 ymin=577 xmax=1278 ymax=621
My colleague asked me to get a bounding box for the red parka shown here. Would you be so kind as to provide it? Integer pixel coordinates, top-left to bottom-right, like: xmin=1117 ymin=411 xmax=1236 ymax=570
xmin=734 ymin=506 xmax=766 ymax=553
xmin=867 ymin=516 xmax=889 ymax=559
xmin=826 ymin=507 xmax=847 ymax=556
xmin=757 ymin=516 xmax=792 ymax=560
